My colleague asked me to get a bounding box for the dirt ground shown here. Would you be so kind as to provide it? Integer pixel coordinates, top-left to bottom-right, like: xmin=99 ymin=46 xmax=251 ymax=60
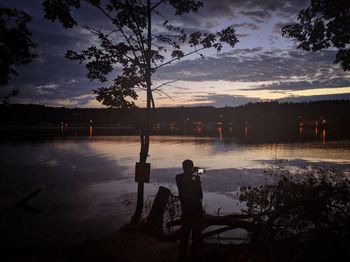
xmin=2 ymin=225 xmax=279 ymax=262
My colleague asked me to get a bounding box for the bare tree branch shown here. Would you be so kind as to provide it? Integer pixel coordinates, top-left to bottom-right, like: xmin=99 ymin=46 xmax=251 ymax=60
xmin=152 ymin=79 xmax=179 ymax=91
xmin=85 ymin=0 xmax=140 ymax=64
xmin=154 ymin=46 xmax=207 ymax=70
xmin=152 ymin=8 xmax=168 ymax=23
xmin=151 ymin=0 xmax=166 ymax=11
xmin=153 ymin=89 xmax=175 ymax=102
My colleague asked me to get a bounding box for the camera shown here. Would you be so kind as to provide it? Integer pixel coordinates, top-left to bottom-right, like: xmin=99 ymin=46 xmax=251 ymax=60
xmin=194 ymin=167 xmax=205 ymax=175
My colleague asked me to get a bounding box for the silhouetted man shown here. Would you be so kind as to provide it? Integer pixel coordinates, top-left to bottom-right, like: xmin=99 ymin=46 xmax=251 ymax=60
xmin=176 ymin=159 xmax=203 ymax=261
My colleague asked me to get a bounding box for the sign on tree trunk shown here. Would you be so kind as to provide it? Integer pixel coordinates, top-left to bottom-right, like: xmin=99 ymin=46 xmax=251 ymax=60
xmin=135 ymin=162 xmax=150 ymax=183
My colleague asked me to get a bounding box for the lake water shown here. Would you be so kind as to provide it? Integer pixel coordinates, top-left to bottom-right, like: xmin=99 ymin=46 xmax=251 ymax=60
xmin=1 ymin=135 xmax=349 ymax=247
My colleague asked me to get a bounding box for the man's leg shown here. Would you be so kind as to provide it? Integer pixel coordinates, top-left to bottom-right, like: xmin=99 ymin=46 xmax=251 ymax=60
xmin=191 ymin=218 xmax=202 ymax=259
xmin=179 ymin=223 xmax=191 ymax=261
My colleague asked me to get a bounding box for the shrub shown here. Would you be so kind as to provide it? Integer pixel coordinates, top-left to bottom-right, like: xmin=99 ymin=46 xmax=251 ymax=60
xmin=239 ymin=161 xmax=350 ymax=260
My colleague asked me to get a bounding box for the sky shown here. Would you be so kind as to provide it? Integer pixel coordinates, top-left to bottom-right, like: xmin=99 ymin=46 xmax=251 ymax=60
xmin=1 ymin=0 xmax=350 ymax=108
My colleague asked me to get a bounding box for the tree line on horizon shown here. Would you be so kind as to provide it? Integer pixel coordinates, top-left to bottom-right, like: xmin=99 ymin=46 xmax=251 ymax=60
xmin=1 ymin=100 xmax=349 ymax=131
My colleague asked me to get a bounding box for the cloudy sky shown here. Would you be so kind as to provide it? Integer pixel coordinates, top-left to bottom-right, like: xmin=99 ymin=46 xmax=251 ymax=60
xmin=2 ymin=0 xmax=350 ymax=108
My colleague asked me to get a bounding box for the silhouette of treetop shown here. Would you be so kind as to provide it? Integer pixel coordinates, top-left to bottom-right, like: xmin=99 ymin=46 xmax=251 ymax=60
xmin=282 ymin=0 xmax=350 ymax=71
xmin=0 ymin=6 xmax=37 ymax=86
xmin=42 ymin=0 xmax=238 ymax=108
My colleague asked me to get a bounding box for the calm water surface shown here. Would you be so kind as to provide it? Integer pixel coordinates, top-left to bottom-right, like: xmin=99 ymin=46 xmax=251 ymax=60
xmin=1 ymin=136 xmax=349 ymax=247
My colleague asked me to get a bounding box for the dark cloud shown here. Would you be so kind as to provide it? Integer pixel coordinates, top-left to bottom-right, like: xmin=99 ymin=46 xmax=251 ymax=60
xmin=249 ymin=78 xmax=350 ymax=91
xmin=233 ymin=22 xmax=261 ymax=31
xmin=272 ymin=22 xmax=294 ymax=34
xmin=173 ymin=90 xmax=209 ymax=95
xmin=233 ymin=0 xmax=308 ymax=17
xmin=152 ymin=0 xmax=237 ymax=31
xmin=199 ymin=0 xmax=308 ymax=22
xmin=240 ymin=10 xmax=272 ymax=23
xmin=153 ymin=0 xmax=308 ymax=32
xmin=190 ymin=94 xmax=260 ymax=107
xmin=235 ymin=33 xmax=251 ymax=38
xmin=216 ymin=47 xmax=264 ymax=57
xmin=1 ymin=47 xmax=100 ymax=105
xmin=157 ymin=49 xmax=349 ymax=90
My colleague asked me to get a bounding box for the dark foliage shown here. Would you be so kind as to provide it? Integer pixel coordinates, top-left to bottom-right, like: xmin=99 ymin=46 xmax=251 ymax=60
xmin=282 ymin=0 xmax=350 ymax=71
xmin=239 ymin=161 xmax=350 ymax=260
xmin=43 ymin=0 xmax=81 ymax=29
xmin=1 ymin=88 xmax=19 ymax=105
xmin=0 ymin=6 xmax=37 ymax=86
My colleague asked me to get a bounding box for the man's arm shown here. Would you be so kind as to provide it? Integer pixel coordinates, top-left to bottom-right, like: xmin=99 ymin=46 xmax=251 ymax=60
xmin=195 ymin=176 xmax=203 ymax=201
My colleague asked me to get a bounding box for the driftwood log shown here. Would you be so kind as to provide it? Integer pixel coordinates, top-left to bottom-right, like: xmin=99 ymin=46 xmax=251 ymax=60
xmin=146 ymin=186 xmax=171 ymax=236
xmin=165 ymin=214 xmax=259 ymax=241
xmin=146 ymin=186 xmax=259 ymax=241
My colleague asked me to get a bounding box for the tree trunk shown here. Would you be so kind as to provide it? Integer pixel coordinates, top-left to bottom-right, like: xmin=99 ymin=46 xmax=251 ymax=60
xmin=131 ymin=0 xmax=152 ymax=224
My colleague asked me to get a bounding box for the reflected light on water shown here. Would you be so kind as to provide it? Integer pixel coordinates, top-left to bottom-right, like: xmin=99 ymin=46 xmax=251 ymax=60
xmin=217 ymin=127 xmax=223 ymax=140
xmin=89 ymin=126 xmax=93 ymax=137
xmin=196 ymin=126 xmax=203 ymax=133
xmin=85 ymin=136 xmax=350 ymax=172
xmin=322 ymin=129 xmax=326 ymax=144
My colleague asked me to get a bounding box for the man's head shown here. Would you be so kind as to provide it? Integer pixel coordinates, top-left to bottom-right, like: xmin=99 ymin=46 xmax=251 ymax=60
xmin=182 ymin=159 xmax=194 ymax=173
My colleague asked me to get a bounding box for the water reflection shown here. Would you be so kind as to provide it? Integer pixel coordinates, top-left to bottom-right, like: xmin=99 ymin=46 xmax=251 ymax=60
xmin=1 ymin=136 xmax=349 ymax=247
xmin=0 ymin=140 xmax=132 ymax=247
xmin=195 ymin=125 xmax=203 ymax=134
xmin=310 ymin=127 xmax=327 ymax=144
xmin=89 ymin=126 xmax=93 ymax=137
xmin=2 ymin=124 xmax=347 ymax=144
xmin=315 ymin=127 xmax=318 ymax=138
xmin=86 ymin=136 xmax=350 ymax=171
xmin=217 ymin=127 xmax=223 ymax=140
xmin=322 ymin=129 xmax=326 ymax=144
